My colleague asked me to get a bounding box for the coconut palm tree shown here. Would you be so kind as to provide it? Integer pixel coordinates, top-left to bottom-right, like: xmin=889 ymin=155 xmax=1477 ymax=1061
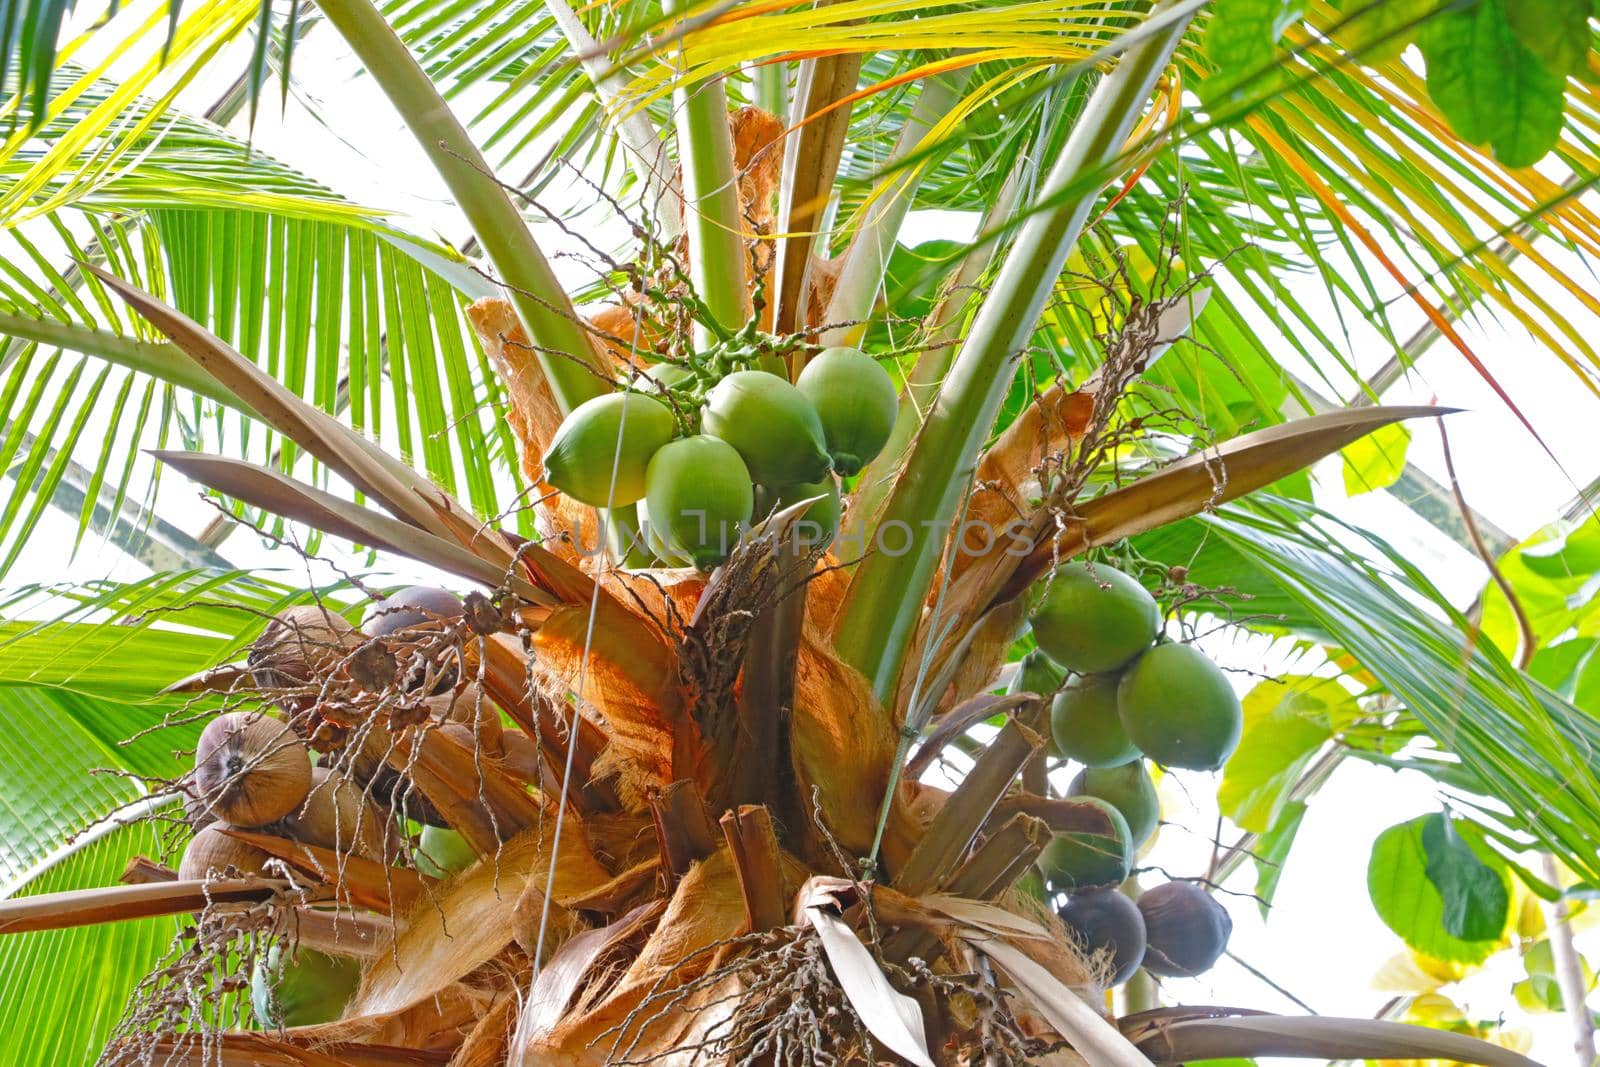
xmin=1 ymin=0 xmax=1598 ymax=1063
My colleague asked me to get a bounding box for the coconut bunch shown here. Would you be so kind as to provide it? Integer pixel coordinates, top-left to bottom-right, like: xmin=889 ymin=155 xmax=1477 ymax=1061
xmin=1006 ymin=561 xmax=1244 ymax=986
xmin=170 ymin=591 xmax=527 ymax=1032
xmin=544 ymin=341 xmax=894 ymax=569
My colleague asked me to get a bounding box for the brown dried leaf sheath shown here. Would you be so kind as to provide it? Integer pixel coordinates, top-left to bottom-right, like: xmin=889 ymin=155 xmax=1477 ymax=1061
xmin=348 ymin=819 xmax=609 ymax=1020
xmin=531 ymin=849 xmax=750 ymax=1063
xmin=465 ymin=297 xmax=601 ymax=561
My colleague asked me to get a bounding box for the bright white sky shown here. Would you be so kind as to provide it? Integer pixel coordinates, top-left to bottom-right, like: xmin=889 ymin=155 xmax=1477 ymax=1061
xmin=12 ymin=5 xmax=1600 ymax=1063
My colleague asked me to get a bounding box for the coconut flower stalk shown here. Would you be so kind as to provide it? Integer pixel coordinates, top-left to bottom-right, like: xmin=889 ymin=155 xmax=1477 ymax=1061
xmin=0 ymin=6 xmax=1541 ymax=1067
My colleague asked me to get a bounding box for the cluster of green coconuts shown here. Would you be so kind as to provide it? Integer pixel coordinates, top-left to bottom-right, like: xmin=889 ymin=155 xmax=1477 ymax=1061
xmin=542 ymin=345 xmax=899 ymax=568
xmin=1016 ymin=561 xmax=1243 ymax=985
xmin=178 ymin=588 xmax=486 ymax=1030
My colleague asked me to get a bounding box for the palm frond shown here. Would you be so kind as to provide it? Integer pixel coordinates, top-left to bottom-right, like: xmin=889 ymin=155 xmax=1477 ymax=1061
xmin=0 ymin=820 xmax=176 ymax=1067
xmin=1206 ymin=498 xmax=1600 ymax=886
xmin=0 ymin=65 xmax=384 ymax=226
xmin=0 ymin=192 xmax=532 ymax=572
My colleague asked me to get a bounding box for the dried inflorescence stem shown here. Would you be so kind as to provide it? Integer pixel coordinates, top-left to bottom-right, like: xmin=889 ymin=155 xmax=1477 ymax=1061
xmin=98 ymin=888 xmax=318 ymax=1067
xmin=604 ymin=928 xmax=879 ymax=1067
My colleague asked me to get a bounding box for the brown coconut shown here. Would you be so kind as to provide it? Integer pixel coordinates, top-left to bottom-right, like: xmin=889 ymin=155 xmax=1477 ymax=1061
xmin=249 ymin=604 xmax=362 ymax=711
xmin=192 ymin=712 xmax=313 ymax=827
xmin=282 ymin=766 xmax=396 ymax=861
xmin=178 ymin=824 xmax=274 ymax=881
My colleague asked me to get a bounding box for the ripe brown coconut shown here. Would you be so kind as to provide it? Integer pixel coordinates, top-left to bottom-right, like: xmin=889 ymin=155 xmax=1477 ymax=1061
xmin=177 ymin=824 xmax=274 ymax=880
xmin=280 ymin=766 xmax=396 ymax=861
xmin=191 ymin=712 xmax=313 ymax=827
xmin=249 ymin=604 xmax=362 ymax=714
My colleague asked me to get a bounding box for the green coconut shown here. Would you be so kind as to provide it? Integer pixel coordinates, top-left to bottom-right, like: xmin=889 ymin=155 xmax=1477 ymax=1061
xmin=251 ymin=945 xmax=361 ymax=1029
xmin=645 ymin=435 xmax=755 ymax=569
xmin=639 ymin=361 xmax=693 ymax=391
xmin=1029 ymin=562 xmax=1160 ymax=674
xmin=702 ymin=370 xmax=832 ymax=485
xmin=635 ymin=496 xmax=692 ymax=566
xmin=1007 ymin=649 xmax=1068 ymax=700
xmin=1038 ymin=797 xmax=1132 ymax=893
xmin=414 ymin=825 xmax=477 ymax=878
xmin=1069 ymin=760 xmax=1159 ymax=850
xmin=794 ymin=346 xmax=898 ymax=476
xmin=1117 ymin=642 xmax=1242 ymax=771
xmin=542 ymin=391 xmax=677 ymax=507
xmin=1052 ymin=674 xmax=1142 ymax=768
xmin=754 ymin=476 xmax=841 ymax=551
xmin=605 ymin=502 xmax=661 ymax=568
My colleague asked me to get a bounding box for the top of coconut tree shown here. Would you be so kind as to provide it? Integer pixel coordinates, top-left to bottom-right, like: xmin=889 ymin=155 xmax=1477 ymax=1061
xmin=0 ymin=1 xmax=1597 ymax=1065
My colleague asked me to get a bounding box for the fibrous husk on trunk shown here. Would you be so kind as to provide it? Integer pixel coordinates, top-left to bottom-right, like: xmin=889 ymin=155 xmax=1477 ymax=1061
xmin=532 ymin=592 xmax=698 ymax=812
xmin=789 ymin=626 xmax=922 ymax=872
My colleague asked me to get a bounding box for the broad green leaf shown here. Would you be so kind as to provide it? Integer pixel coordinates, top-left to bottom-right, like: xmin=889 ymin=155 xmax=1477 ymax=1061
xmin=0 ymin=820 xmax=180 ymax=1067
xmin=1574 ymin=649 xmax=1600 ymax=714
xmin=1218 ymin=675 xmax=1354 ymax=832
xmin=1526 ymin=639 xmax=1599 ymax=703
xmin=1499 ymin=0 xmax=1592 ymax=76
xmin=1254 ymin=798 xmax=1307 ymax=917
xmin=1480 ymin=519 xmax=1600 ymax=660
xmin=1421 ymin=814 xmax=1511 ymax=942
xmin=1513 ymin=939 xmax=1596 ymax=1012
xmin=1329 ymin=0 xmax=1440 ymax=65
xmin=1518 ymin=517 xmax=1600 ymax=579
xmin=1368 ymin=814 xmax=1510 ymax=963
xmin=1341 ymin=421 xmax=1411 ymax=496
xmin=1201 ymin=0 xmax=1307 ymax=102
xmin=1418 ymin=0 xmax=1567 ymax=167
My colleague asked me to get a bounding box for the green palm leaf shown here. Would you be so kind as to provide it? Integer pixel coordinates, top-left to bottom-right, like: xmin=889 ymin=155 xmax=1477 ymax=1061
xmin=1206 ymin=498 xmax=1600 ymax=884
xmin=0 ymin=820 xmax=179 ymax=1067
